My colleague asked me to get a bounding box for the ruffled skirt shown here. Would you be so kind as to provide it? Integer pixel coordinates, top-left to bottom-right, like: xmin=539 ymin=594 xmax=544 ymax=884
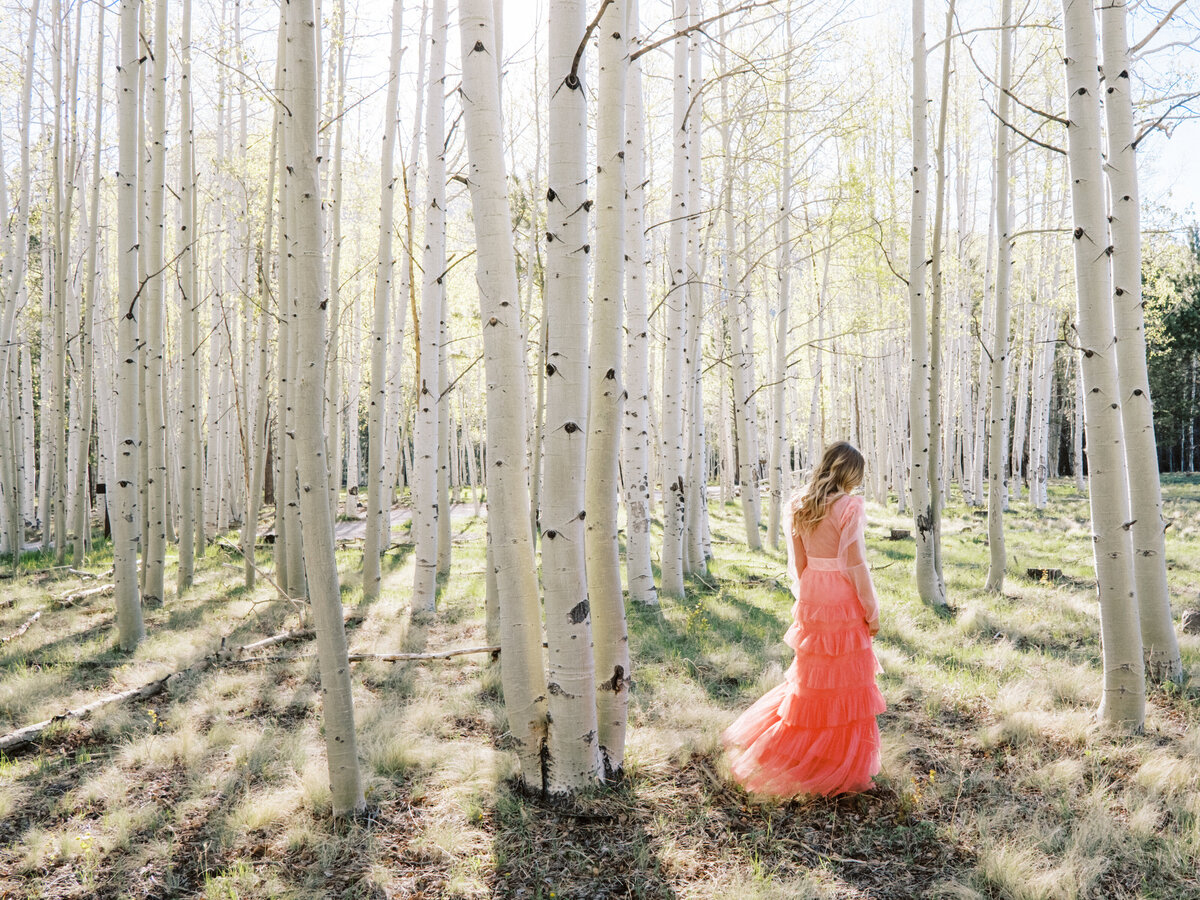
xmin=722 ymin=568 xmax=885 ymax=797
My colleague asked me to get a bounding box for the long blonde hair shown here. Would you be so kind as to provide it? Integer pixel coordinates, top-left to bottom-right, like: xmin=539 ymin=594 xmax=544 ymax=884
xmin=791 ymin=442 xmax=865 ymax=535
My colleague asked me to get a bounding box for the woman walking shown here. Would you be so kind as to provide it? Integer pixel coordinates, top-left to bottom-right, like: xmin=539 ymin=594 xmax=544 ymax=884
xmin=723 ymin=441 xmax=885 ymax=796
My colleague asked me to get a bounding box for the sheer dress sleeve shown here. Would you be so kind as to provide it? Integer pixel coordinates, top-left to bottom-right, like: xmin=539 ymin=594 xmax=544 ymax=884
xmin=786 ymin=517 xmax=807 ymax=600
xmin=836 ymin=495 xmax=879 ymax=626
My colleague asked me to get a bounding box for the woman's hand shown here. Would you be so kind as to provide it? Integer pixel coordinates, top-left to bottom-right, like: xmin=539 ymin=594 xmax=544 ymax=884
xmin=866 ymin=616 xmax=880 ymax=637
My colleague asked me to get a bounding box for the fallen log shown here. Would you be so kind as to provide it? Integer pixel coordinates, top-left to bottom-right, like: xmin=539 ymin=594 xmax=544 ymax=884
xmin=0 ymin=657 xmax=213 ymax=753
xmin=225 ymin=645 xmax=502 ymax=666
xmin=55 ymin=583 xmax=114 ymax=608
xmin=0 ymin=610 xmax=41 ymax=645
xmin=0 ymin=610 xmax=361 ymax=753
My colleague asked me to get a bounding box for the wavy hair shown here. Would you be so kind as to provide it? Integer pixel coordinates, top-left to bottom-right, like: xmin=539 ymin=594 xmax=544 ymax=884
xmin=791 ymin=441 xmax=865 ymax=535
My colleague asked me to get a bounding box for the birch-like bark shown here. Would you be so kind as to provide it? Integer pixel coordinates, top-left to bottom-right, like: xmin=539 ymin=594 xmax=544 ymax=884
xmin=1099 ymin=0 xmax=1182 ymax=684
xmin=413 ymin=0 xmax=447 ymax=613
xmin=459 ymin=0 xmax=550 ymax=787
xmin=285 ymin=0 xmax=366 ymax=815
xmin=543 ymin=0 xmax=602 ymax=792
xmin=142 ymin=0 xmax=168 ymax=606
xmin=717 ymin=22 xmax=758 ymax=551
xmin=985 ymin=0 xmax=1013 ymax=593
xmin=363 ymin=0 xmax=405 ymax=601
xmin=73 ymin=0 xmax=104 ymax=568
xmin=621 ymin=0 xmax=657 ymax=606
xmin=585 ymin=0 xmax=631 ymax=778
xmin=1061 ymin=0 xmax=1144 ymax=728
xmin=925 ymin=0 xmax=953 ymax=597
xmin=768 ymin=8 xmax=793 ymax=551
xmin=177 ymin=0 xmax=197 ymax=591
xmin=0 ymin=0 xmax=38 ymax=555
xmin=659 ymin=0 xmax=689 ymax=597
xmin=114 ymin=0 xmax=145 ymax=650
xmin=909 ymin=0 xmax=945 ymax=606
xmin=683 ymin=1 xmax=707 ymax=573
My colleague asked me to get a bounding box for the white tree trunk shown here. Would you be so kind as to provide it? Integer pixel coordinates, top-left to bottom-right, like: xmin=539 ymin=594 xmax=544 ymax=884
xmin=458 ymin=0 xmax=550 ymax=788
xmin=585 ymin=0 xmax=631 ymax=778
xmin=659 ymin=0 xmax=689 ymax=596
xmin=621 ymin=0 xmax=657 ymax=606
xmin=768 ymin=13 xmax=793 ymax=551
xmin=542 ymin=0 xmax=602 ymax=793
xmin=1061 ymin=0 xmax=1144 ymax=729
xmin=142 ymin=0 xmax=168 ymax=606
xmin=985 ymin=0 xmax=1013 ymax=593
xmin=363 ymin=0 xmax=405 ymax=601
xmin=1099 ymin=0 xmax=1182 ymax=685
xmin=285 ymin=0 xmax=366 ymax=816
xmin=909 ymin=0 xmax=946 ymax=607
xmin=413 ymin=0 xmax=447 ymax=613
xmin=114 ymin=0 xmax=145 ymax=650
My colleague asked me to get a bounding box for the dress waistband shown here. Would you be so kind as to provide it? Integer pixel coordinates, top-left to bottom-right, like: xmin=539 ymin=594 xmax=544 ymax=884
xmin=807 ymin=556 xmax=840 ymax=571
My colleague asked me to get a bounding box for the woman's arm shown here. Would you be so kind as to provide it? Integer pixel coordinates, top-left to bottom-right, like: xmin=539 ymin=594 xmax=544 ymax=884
xmin=839 ymin=497 xmax=880 ymax=634
xmin=788 ymin=526 xmax=808 ymax=599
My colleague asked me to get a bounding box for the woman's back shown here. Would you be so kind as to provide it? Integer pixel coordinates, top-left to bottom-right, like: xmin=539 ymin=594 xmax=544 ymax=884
xmin=798 ymin=492 xmax=854 ymax=558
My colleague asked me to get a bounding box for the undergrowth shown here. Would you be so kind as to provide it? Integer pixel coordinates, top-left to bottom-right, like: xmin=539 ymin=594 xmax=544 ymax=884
xmin=0 ymin=480 xmax=1197 ymax=898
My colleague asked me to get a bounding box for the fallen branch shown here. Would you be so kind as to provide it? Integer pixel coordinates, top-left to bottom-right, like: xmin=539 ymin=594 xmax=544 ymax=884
xmin=0 ymin=610 xmax=361 ymax=753
xmin=227 ymin=644 xmax=502 ymax=666
xmin=0 ymin=657 xmax=214 ymax=753
xmin=1 ymin=610 xmax=41 ymax=645
xmin=55 ymin=583 xmax=114 ymax=608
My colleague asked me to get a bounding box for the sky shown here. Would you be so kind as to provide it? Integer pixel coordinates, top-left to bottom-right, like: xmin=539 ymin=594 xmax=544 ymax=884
xmin=494 ymin=0 xmax=1199 ymax=225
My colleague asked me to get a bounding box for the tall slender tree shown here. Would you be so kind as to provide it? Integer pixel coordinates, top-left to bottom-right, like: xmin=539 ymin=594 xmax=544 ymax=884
xmin=1099 ymin=0 xmax=1183 ymax=685
xmin=458 ymin=0 xmax=551 ymax=790
xmin=285 ymin=0 xmax=366 ymax=816
xmin=363 ymin=0 xmax=406 ymax=601
xmin=1061 ymin=0 xmax=1144 ymax=729
xmin=114 ymin=0 xmax=145 ymax=650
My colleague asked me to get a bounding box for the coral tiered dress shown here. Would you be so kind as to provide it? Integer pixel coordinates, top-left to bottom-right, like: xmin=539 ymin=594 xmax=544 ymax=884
xmin=723 ymin=493 xmax=885 ymax=796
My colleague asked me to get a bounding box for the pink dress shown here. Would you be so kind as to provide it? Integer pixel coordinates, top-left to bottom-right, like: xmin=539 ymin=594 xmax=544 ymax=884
xmin=722 ymin=493 xmax=885 ymax=796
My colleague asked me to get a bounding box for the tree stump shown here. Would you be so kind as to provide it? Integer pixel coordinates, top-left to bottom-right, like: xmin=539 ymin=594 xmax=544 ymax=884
xmin=889 ymin=528 xmax=911 ymax=540
xmin=1182 ymin=609 xmax=1200 ymax=635
xmin=1026 ymin=567 xmax=1063 ymax=582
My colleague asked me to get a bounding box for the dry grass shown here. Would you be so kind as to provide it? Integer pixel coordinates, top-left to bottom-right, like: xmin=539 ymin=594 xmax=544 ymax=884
xmin=0 ymin=480 xmax=1198 ymax=898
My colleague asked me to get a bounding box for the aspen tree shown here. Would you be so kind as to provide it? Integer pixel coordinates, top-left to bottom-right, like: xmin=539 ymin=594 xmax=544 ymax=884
xmin=542 ymin=0 xmax=603 ymax=791
xmin=325 ymin=0 xmax=347 ymax=523
xmin=985 ymin=0 xmax=1013 ymax=593
xmin=718 ymin=12 xmax=760 ymax=552
xmin=413 ymin=0 xmax=448 ymax=614
xmin=0 ymin=0 xmax=40 ymax=565
xmin=458 ymin=0 xmax=550 ymax=786
xmin=285 ymin=0 xmax=366 ymax=815
xmin=142 ymin=0 xmax=169 ymax=606
xmin=586 ymin=0 xmax=632 ymax=778
xmin=768 ymin=6 xmax=793 ymax=551
xmin=622 ymin=0 xmax=657 ymax=606
xmin=114 ymin=0 xmax=145 ymax=650
xmin=660 ymin=0 xmax=690 ymax=597
xmin=925 ymin=0 xmax=954 ymax=598
xmin=363 ymin=0 xmax=406 ymax=602
xmin=178 ymin=0 xmax=198 ymax=592
xmin=909 ymin=0 xmax=946 ymax=606
xmin=73 ymin=0 xmax=104 ymax=568
xmin=1099 ymin=0 xmax=1183 ymax=685
xmin=683 ymin=0 xmax=708 ymax=574
xmin=242 ymin=111 xmax=280 ymax=590
xmin=1061 ymin=0 xmax=1145 ymax=729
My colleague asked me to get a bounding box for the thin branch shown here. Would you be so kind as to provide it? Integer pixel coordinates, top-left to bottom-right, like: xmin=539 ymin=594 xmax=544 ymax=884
xmin=630 ymin=0 xmax=780 ymax=61
xmin=983 ymin=98 xmax=1066 ymax=155
xmin=1129 ymin=0 xmax=1190 ymax=55
xmin=568 ymin=0 xmax=615 ymax=88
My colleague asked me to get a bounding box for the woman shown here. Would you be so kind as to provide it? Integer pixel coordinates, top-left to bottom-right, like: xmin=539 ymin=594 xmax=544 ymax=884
xmin=723 ymin=441 xmax=886 ymax=797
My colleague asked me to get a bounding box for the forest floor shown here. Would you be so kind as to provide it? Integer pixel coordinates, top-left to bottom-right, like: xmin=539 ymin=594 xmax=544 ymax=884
xmin=1 ymin=478 xmax=1199 ymax=899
